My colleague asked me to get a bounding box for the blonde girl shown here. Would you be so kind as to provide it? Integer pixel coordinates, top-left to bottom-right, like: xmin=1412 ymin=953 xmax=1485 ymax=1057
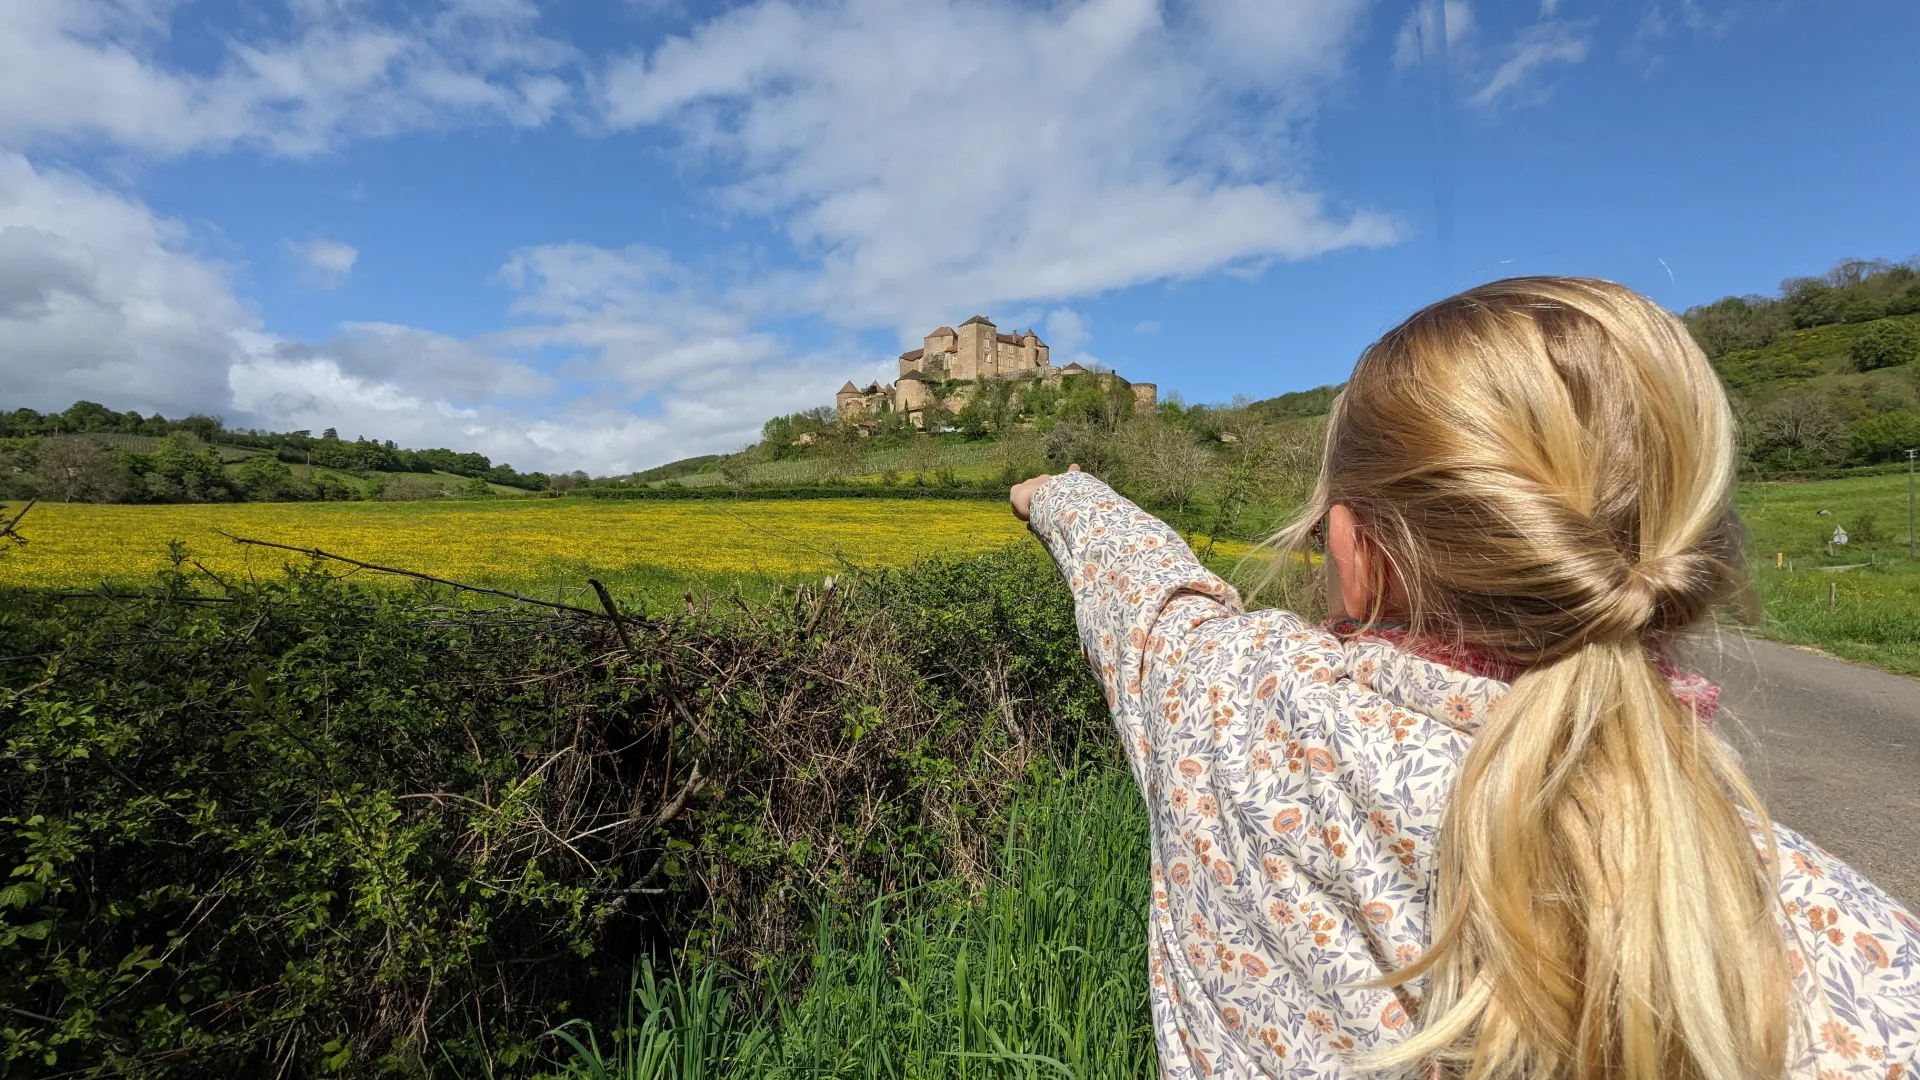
xmin=1010 ymin=277 xmax=1920 ymax=1079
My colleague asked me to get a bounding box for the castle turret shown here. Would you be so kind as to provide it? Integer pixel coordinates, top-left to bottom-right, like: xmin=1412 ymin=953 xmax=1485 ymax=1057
xmin=896 ymin=369 xmax=930 ymax=427
xmin=1021 ymin=328 xmax=1048 ymax=372
xmin=835 ymin=380 xmax=860 ymax=421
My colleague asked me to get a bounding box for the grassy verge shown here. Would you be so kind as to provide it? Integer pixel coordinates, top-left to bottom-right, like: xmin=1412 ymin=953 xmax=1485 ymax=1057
xmin=542 ymin=764 xmax=1156 ymax=1080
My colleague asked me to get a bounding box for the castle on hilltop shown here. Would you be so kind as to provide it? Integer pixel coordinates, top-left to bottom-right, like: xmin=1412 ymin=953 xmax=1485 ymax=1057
xmin=835 ymin=315 xmax=1156 ymax=429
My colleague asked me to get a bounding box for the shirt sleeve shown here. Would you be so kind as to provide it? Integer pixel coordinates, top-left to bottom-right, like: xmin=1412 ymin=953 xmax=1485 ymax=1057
xmin=1027 ymin=472 xmax=1324 ymax=773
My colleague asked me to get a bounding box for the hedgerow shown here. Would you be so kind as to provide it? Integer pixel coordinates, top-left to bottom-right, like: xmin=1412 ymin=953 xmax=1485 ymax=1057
xmin=0 ymin=543 xmax=1105 ymax=1078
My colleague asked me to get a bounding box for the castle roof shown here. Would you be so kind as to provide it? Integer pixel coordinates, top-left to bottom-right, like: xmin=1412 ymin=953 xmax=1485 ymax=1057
xmin=961 ymin=314 xmax=994 ymax=327
xmin=838 ymin=380 xmax=859 ymax=393
xmin=896 ymin=369 xmax=927 ymax=382
xmin=1060 ymin=362 xmax=1088 ymax=373
xmin=899 ymin=347 xmax=925 ymax=361
xmin=931 ymin=326 xmax=955 ymax=336
xmin=995 ymin=333 xmax=1022 ymax=345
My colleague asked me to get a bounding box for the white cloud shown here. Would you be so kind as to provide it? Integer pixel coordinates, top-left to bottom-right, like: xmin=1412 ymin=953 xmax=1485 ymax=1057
xmin=290 ymin=238 xmax=358 ymax=288
xmin=0 ymin=151 xmax=258 ymax=417
xmin=1468 ymin=19 xmax=1591 ymax=108
xmin=0 ymin=148 xmax=840 ymax=473
xmin=600 ymin=0 xmax=1397 ymax=339
xmin=228 ymin=242 xmax=866 ymax=473
xmin=1134 ymin=320 xmax=1161 ymax=335
xmin=1043 ymin=310 xmax=1091 ymax=356
xmin=0 ymin=0 xmax=576 ymax=157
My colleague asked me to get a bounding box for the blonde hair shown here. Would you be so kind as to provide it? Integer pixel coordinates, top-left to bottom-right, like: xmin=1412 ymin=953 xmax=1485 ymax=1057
xmin=1273 ymin=278 xmax=1789 ymax=1079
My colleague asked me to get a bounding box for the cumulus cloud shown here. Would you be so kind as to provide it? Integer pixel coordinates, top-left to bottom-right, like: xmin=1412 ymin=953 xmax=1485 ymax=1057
xmin=290 ymin=238 xmax=358 ymax=289
xmin=0 ymin=151 xmax=259 ymax=417
xmin=0 ymin=0 xmax=576 ymax=157
xmin=599 ymin=0 xmax=1397 ymax=338
xmin=229 ymin=243 xmax=865 ymax=473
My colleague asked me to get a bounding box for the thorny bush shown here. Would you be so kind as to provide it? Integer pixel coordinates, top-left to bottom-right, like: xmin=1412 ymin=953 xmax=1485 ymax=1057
xmin=0 ymin=543 xmax=1106 ymax=1078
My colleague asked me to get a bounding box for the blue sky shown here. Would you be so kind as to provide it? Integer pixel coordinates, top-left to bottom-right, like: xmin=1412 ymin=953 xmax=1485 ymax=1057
xmin=0 ymin=0 xmax=1915 ymax=474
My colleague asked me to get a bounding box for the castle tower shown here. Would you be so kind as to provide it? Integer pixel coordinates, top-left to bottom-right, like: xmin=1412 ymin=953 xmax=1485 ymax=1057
xmin=1021 ymin=329 xmax=1047 ymax=372
xmin=835 ymin=380 xmax=860 ymax=421
xmin=896 ymin=370 xmax=930 ymax=427
xmin=954 ymin=315 xmax=997 ymax=381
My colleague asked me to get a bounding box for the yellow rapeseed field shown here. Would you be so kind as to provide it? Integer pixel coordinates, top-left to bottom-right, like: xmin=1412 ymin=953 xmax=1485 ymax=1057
xmin=0 ymin=499 xmax=1029 ymax=589
xmin=0 ymin=498 xmax=1265 ymax=594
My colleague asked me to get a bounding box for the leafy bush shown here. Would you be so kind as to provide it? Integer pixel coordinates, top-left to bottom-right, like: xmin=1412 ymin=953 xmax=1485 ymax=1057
xmin=1852 ymin=319 xmax=1920 ymax=371
xmin=1849 ymin=411 xmax=1920 ymax=464
xmin=0 ymin=545 xmax=1105 ymax=1077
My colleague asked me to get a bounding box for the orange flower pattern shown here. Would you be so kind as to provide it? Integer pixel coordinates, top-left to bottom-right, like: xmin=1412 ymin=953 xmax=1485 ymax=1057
xmin=1029 ymin=473 xmax=1920 ymax=1078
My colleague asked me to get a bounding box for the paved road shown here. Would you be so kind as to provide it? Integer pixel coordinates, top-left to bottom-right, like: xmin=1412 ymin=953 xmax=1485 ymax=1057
xmin=1681 ymin=635 xmax=1920 ymax=910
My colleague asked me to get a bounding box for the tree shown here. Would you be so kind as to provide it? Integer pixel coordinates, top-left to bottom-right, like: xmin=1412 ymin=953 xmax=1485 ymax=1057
xmin=32 ymin=436 xmax=126 ymax=502
xmin=1849 ymin=411 xmax=1920 ymax=464
xmin=1852 ymin=320 xmax=1920 ymax=371
xmin=1114 ymin=420 xmax=1214 ymax=510
xmin=234 ymin=455 xmax=299 ymax=500
xmin=141 ymin=435 xmax=237 ymax=502
xmin=1749 ymin=393 xmax=1849 ymax=470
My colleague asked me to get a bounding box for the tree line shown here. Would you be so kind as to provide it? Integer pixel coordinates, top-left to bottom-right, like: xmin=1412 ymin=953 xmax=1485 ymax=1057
xmin=0 ymin=401 xmax=553 ymax=503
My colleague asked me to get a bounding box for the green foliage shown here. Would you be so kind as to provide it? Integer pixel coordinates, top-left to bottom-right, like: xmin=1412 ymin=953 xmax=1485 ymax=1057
xmin=1684 ymin=258 xmax=1920 ymax=357
xmin=1849 ymin=412 xmax=1920 ymax=464
xmin=545 ymin=764 xmax=1154 ymax=1080
xmin=1245 ymin=383 xmax=1341 ymax=421
xmin=1852 ymin=320 xmax=1920 ymax=371
xmin=0 ymin=544 xmax=1107 ymax=1077
xmin=0 ymin=402 xmax=549 ymax=497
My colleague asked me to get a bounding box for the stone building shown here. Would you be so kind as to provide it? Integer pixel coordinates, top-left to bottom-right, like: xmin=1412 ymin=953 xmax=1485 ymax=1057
xmin=835 ymin=315 xmax=1156 ymax=428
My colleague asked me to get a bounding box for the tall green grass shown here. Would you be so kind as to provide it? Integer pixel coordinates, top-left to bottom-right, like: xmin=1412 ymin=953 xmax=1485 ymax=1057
xmin=544 ymin=765 xmax=1157 ymax=1080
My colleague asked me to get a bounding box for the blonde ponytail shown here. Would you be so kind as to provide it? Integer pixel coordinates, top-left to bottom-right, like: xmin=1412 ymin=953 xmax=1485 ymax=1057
xmin=1278 ymin=278 xmax=1790 ymax=1079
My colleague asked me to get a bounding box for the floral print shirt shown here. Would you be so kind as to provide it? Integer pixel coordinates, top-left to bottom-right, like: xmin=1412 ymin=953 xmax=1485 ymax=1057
xmin=1028 ymin=472 xmax=1920 ymax=1079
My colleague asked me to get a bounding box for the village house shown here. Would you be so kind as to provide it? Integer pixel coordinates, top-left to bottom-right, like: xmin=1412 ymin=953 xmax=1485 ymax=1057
xmin=835 ymin=315 xmax=1156 ymax=429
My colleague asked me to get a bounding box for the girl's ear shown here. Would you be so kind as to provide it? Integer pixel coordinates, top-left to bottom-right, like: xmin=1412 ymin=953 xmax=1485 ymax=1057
xmin=1326 ymin=503 xmax=1374 ymax=622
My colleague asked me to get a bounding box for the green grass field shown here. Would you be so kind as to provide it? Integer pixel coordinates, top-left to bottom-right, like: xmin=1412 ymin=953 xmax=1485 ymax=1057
xmin=1736 ymin=469 xmax=1920 ymax=675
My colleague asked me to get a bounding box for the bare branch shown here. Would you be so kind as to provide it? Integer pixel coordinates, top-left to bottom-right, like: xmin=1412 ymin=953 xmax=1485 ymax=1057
xmin=216 ymin=531 xmax=603 ymax=616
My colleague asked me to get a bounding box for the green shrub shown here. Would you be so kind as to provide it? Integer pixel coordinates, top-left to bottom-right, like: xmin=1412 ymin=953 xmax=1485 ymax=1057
xmin=1851 ymin=319 xmax=1920 ymax=371
xmin=1849 ymin=411 xmax=1920 ymax=463
xmin=0 ymin=545 xmax=1105 ymax=1077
